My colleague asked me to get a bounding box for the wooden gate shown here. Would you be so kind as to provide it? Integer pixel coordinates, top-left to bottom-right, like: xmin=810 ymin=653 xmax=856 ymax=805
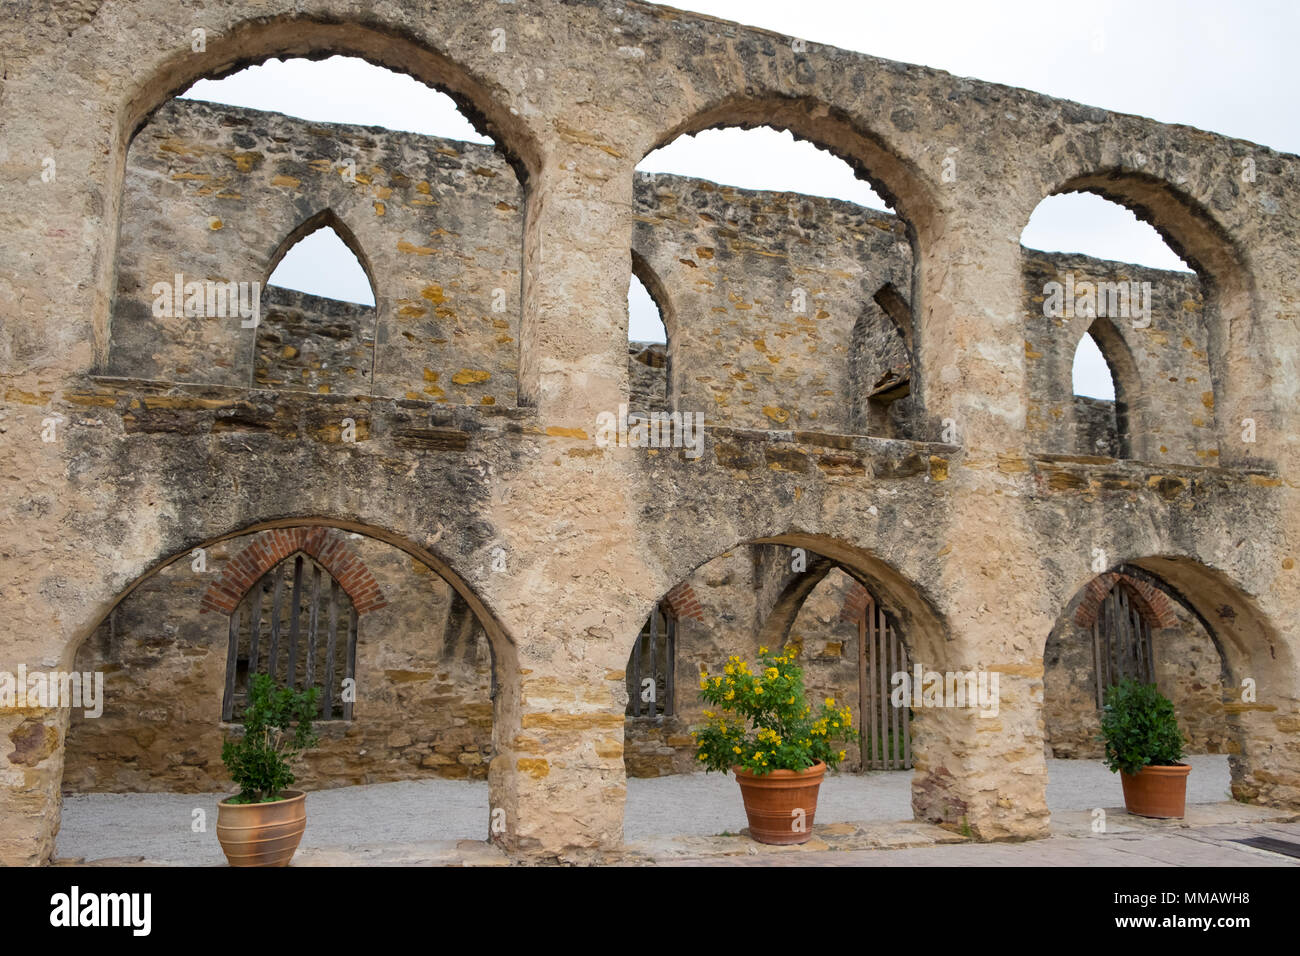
xmin=1091 ymin=581 xmax=1155 ymax=708
xmin=222 ymin=552 xmax=358 ymax=722
xmin=628 ymin=602 xmax=676 ymax=719
xmin=857 ymin=594 xmax=912 ymax=770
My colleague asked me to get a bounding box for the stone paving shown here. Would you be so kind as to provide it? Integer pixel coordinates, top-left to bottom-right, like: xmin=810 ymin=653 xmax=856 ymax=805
xmin=53 ymin=755 xmax=1300 ymax=866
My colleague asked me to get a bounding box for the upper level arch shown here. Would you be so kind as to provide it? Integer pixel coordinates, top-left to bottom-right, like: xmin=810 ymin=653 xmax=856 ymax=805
xmin=1020 ymin=167 xmax=1269 ymax=466
xmin=632 ymin=94 xmax=935 ymax=437
xmin=96 ymin=15 xmax=544 ymax=372
xmin=638 ymin=93 xmax=942 ymax=245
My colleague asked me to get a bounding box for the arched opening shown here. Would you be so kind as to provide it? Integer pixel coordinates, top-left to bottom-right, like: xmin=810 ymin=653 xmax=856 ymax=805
xmin=851 ymin=283 xmax=916 ymax=438
xmin=56 ymin=522 xmax=510 ymax=865
xmin=1070 ymin=320 xmax=1137 ymax=458
xmin=256 ymin=210 xmax=379 ymax=392
xmin=102 ymin=36 xmax=535 ymax=407
xmin=628 ymin=253 xmax=672 ymax=415
xmin=632 ymin=101 xmax=923 ymax=437
xmin=1041 ymin=558 xmax=1295 ymax=818
xmin=1021 ymin=177 xmax=1260 ymax=466
xmin=621 ymin=540 xmax=944 ymax=845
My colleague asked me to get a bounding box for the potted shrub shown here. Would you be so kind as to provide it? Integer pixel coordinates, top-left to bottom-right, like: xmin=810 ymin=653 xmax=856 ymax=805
xmin=216 ymin=673 xmax=320 ymax=866
xmin=1099 ymin=678 xmax=1190 ymax=818
xmin=692 ymin=644 xmax=857 ymax=844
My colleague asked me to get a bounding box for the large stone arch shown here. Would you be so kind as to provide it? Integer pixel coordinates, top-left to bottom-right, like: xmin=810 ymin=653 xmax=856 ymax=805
xmin=1044 ymin=552 xmax=1299 ymax=809
xmin=17 ymin=512 xmax=520 ymax=865
xmin=622 ymin=528 xmax=969 ymax=833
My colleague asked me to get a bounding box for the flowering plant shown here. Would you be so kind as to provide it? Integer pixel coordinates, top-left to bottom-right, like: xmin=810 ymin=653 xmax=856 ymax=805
xmin=692 ymin=645 xmax=858 ymax=775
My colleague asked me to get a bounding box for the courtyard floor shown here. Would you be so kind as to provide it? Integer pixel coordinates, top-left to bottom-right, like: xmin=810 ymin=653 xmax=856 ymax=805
xmin=53 ymin=754 xmax=1300 ymax=865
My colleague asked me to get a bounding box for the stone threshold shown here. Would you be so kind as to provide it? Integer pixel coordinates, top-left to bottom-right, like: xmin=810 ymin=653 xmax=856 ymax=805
xmin=1049 ymin=801 xmax=1300 ymax=837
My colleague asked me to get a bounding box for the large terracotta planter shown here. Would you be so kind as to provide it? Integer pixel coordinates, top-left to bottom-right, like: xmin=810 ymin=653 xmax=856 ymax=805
xmin=733 ymin=761 xmax=826 ymax=845
xmin=1120 ymin=764 xmax=1190 ymax=819
xmin=216 ymin=790 xmax=307 ymax=866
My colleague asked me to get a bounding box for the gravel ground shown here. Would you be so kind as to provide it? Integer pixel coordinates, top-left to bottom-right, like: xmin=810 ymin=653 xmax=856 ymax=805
xmin=56 ymin=755 xmax=1232 ymax=864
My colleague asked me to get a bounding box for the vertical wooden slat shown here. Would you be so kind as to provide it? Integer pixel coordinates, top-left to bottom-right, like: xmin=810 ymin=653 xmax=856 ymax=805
xmin=1118 ymin=587 xmax=1133 ymax=681
xmin=648 ymin=608 xmax=659 ymax=718
xmin=866 ymin=599 xmax=876 ymax=769
xmin=287 ymin=555 xmax=304 ymax=689
xmin=665 ymin=613 xmax=675 ymax=718
xmin=306 ymin=565 xmax=321 ymax=690
xmin=222 ymin=605 xmax=240 ymax=722
xmin=889 ymin=617 xmax=900 ymax=769
xmin=865 ymin=602 xmax=875 ymax=769
xmin=877 ymin=600 xmax=888 ymax=771
xmin=268 ymin=568 xmax=284 ymax=682
xmin=900 ymin=626 xmax=912 ymax=769
xmin=857 ymin=612 xmax=867 ymax=768
xmin=343 ymin=605 xmax=358 ymax=720
xmin=248 ymin=579 xmax=263 ymax=678
xmin=1093 ymin=619 xmax=1104 ymax=710
xmin=1141 ymin=617 xmax=1153 ymax=684
xmin=323 ymin=580 xmax=338 ymax=718
xmin=1106 ymin=587 xmax=1119 ymax=688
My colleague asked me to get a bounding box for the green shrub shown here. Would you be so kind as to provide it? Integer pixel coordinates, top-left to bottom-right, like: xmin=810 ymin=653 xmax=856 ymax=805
xmin=1098 ymin=678 xmax=1184 ymax=776
xmin=221 ymin=673 xmax=320 ymax=803
xmin=692 ymin=644 xmax=858 ymax=774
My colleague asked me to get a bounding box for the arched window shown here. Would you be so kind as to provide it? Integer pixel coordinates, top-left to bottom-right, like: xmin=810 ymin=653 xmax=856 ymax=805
xmin=222 ymin=552 xmax=358 ymax=722
xmin=1071 ymin=324 xmax=1127 ymax=457
xmin=256 ymin=211 xmax=377 ymax=392
xmin=628 ymin=260 xmax=671 ymax=415
xmin=266 ymin=222 xmax=376 ymax=306
xmin=626 ymin=602 xmax=676 ymax=719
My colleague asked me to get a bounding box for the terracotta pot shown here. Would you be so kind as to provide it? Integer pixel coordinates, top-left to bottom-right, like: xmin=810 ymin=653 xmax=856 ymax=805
xmin=1119 ymin=764 xmax=1190 ymax=818
xmin=733 ymin=761 xmax=826 ymax=845
xmin=216 ymin=790 xmax=307 ymax=866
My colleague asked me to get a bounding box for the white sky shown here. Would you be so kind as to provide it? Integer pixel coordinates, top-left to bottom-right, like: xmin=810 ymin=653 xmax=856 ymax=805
xmin=180 ymin=0 xmax=1296 ymax=401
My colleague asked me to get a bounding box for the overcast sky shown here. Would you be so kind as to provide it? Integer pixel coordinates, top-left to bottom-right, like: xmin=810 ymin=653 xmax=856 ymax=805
xmin=180 ymin=0 xmax=1296 ymax=401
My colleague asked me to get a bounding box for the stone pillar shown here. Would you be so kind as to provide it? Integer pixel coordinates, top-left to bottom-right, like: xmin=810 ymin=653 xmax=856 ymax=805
xmin=909 ymin=205 xmax=1054 ymax=840
xmin=487 ymin=621 xmax=633 ymax=860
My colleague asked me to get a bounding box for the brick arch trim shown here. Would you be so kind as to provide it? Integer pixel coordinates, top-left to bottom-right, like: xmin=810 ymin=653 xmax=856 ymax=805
xmin=200 ymin=527 xmax=387 ymax=615
xmin=662 ymin=581 xmax=704 ymax=622
xmin=839 ymin=580 xmax=873 ymax=623
xmin=1073 ymin=572 xmax=1177 ymax=630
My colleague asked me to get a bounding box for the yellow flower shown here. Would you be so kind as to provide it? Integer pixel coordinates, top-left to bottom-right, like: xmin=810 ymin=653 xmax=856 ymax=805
xmin=787 ymin=696 xmax=795 ymax=705
xmin=755 ymin=687 xmax=764 ymax=695
xmin=724 ymin=664 xmax=734 ymax=675
xmin=724 ymin=690 xmax=735 ymax=700
xmin=764 ymin=667 xmax=778 ymax=680
xmin=839 ymin=750 xmax=846 ymax=761
xmin=713 ymin=676 xmax=723 ymax=687
xmin=754 ymin=751 xmax=764 ymax=760
xmin=825 ymin=697 xmax=835 ymax=707
xmin=698 ymin=753 xmax=707 ymax=760
xmin=733 ymin=745 xmax=742 ymax=754
xmin=759 ymin=646 xmax=768 ymax=655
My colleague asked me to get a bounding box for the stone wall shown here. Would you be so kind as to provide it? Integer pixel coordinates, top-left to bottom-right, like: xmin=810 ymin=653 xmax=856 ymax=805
xmin=3 ymin=0 xmax=1297 ymax=865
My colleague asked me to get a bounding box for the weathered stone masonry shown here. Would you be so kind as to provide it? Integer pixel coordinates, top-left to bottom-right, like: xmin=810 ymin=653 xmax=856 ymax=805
xmin=1 ymin=0 xmax=1298 ymax=865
